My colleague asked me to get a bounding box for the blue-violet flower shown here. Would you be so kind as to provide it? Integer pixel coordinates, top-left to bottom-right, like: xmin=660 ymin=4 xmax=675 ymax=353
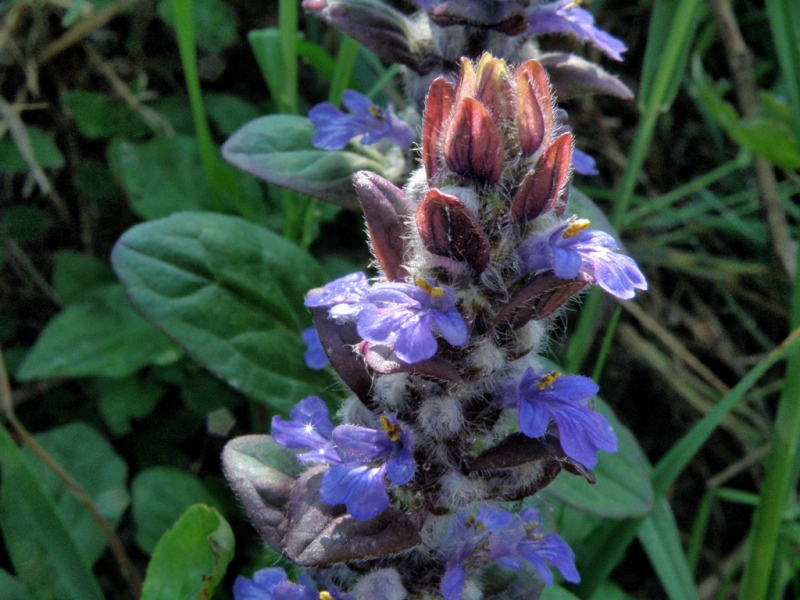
xmin=520 ymin=218 xmax=648 ymax=300
xmin=487 ymin=506 xmax=580 ymax=586
xmin=320 ymin=415 xmax=415 ymax=520
xmin=302 ymin=326 xmax=329 ymax=370
xmin=304 ymin=272 xmax=371 ymax=319
xmin=502 ymin=367 xmax=616 ymax=469
xmin=233 ymin=566 xmax=353 ymax=600
xmin=440 ymin=505 xmax=578 ymax=599
xmin=527 ymin=0 xmax=627 ymax=61
xmin=309 ymin=89 xmax=413 ymax=151
xmin=271 ymin=396 xmax=340 ymax=464
xmin=357 ymin=278 xmax=469 ymax=364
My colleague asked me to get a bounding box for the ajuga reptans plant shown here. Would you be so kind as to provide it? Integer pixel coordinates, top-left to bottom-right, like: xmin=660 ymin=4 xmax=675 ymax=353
xmin=222 ymin=51 xmax=646 ymax=600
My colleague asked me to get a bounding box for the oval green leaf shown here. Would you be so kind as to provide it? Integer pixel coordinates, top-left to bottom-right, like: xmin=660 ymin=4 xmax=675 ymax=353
xmin=141 ymin=504 xmax=234 ymax=600
xmin=111 ymin=212 xmax=332 ymax=411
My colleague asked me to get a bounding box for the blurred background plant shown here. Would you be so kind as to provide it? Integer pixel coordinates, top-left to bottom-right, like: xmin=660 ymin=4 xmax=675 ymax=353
xmin=0 ymin=0 xmax=799 ymax=598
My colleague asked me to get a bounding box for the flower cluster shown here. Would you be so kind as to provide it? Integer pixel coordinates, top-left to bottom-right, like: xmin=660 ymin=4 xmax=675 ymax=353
xmin=225 ymin=50 xmax=646 ymax=600
xmin=303 ymin=0 xmax=633 ymax=178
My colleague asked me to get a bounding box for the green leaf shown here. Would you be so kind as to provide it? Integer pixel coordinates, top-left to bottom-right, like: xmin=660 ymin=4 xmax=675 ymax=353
xmin=180 ymin=368 xmax=245 ymax=415
xmin=0 ymin=126 xmax=65 ymax=173
xmin=638 ymin=498 xmax=699 ymax=600
xmin=108 ymin=135 xmax=214 ymax=219
xmin=108 ymin=134 xmax=267 ymax=221
xmin=96 ymin=375 xmax=165 ymax=436
xmin=540 ymin=586 xmax=582 ymax=600
xmin=62 ymin=90 xmax=150 ymax=140
xmin=133 ymin=467 xmax=222 ymax=555
xmin=111 ymin=212 xmax=332 ymax=411
xmin=140 ymin=504 xmax=234 ymax=600
xmin=638 ymin=0 xmax=704 ymax=110
xmin=20 ymin=423 xmax=130 ymax=565
xmin=0 ymin=568 xmax=34 ymax=600
xmin=222 ymin=115 xmax=390 ymax=209
xmin=1 ymin=204 xmax=53 ymax=243
xmin=17 ymin=284 xmax=181 ymax=380
xmin=590 ymin=582 xmax=636 ymax=600
xmin=205 ymin=92 xmax=262 ymax=137
xmin=52 ymin=250 xmax=117 ymax=304
xmin=691 ymin=59 xmax=800 ymax=170
xmin=157 ymin=0 xmax=238 ymax=54
xmin=542 ymin=398 xmax=654 ymax=518
xmin=0 ymin=425 xmax=104 ymax=600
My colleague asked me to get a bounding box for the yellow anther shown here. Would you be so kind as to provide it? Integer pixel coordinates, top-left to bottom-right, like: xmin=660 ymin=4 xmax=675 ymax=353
xmin=537 ymin=371 xmax=562 ymax=390
xmin=416 ymin=277 xmax=445 ymax=298
xmin=380 ymin=416 xmax=403 ymax=442
xmin=320 ymin=592 xmax=334 ymax=600
xmin=369 ymin=104 xmax=385 ymax=121
xmin=562 ymin=219 xmax=591 ymax=239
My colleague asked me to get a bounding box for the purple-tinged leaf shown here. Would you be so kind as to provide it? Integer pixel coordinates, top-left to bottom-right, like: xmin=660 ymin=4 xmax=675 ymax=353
xmin=221 ymin=435 xmax=301 ymax=554
xmin=427 ymin=1 xmax=529 ymax=35
xmin=284 ymin=467 xmax=421 ymax=566
xmin=360 ymin=341 xmax=464 ymax=383
xmin=493 ymin=274 xmax=587 ymax=332
xmin=309 ymin=306 xmax=374 ymax=408
xmin=416 ymin=189 xmax=490 ymax=273
xmin=302 ymin=0 xmax=437 ymax=74
xmin=539 ymin=53 xmax=634 ymax=101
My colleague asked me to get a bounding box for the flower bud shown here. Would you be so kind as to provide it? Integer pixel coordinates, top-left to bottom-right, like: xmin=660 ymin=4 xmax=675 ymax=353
xmin=511 ymin=132 xmax=573 ymax=222
xmin=515 ymin=59 xmax=554 ymax=156
xmin=443 ymin=97 xmax=504 ymax=182
xmin=422 ymin=77 xmax=455 ymax=179
xmin=354 ymin=171 xmax=412 ymax=282
xmin=416 ymin=188 xmax=490 ymax=273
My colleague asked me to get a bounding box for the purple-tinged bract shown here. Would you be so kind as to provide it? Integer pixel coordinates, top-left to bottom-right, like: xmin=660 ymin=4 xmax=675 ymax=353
xmin=309 ymin=89 xmax=413 ymax=151
xmin=357 ymin=278 xmax=468 ymax=364
xmin=521 ymin=218 xmax=648 ymax=300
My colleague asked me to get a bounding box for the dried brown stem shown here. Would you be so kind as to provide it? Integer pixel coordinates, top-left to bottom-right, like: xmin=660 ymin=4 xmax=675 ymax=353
xmin=0 ymin=348 xmax=143 ymax=599
xmin=708 ymin=0 xmax=796 ymax=277
xmin=36 ymin=0 xmax=142 ymax=65
xmin=0 ymin=96 xmax=72 ymax=223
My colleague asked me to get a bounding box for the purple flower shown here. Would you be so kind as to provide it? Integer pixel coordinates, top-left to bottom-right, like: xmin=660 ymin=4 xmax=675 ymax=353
xmin=302 ymin=327 xmax=329 ymax=370
xmin=271 ymin=396 xmax=341 ymax=464
xmin=309 ymin=89 xmax=413 ymax=151
xmin=440 ymin=505 xmax=578 ymax=599
xmin=528 ymin=0 xmax=627 ymax=61
xmin=304 ymin=272 xmax=371 ymax=319
xmin=357 ymin=278 xmax=469 ymax=364
xmin=520 ymin=218 xmax=648 ymax=300
xmin=503 ymin=367 xmax=616 ymax=469
xmin=233 ymin=567 xmax=353 ymax=600
xmin=320 ymin=415 xmax=415 ymax=520
xmin=572 ymin=148 xmax=598 ymax=176
xmin=487 ymin=507 xmax=580 ymax=586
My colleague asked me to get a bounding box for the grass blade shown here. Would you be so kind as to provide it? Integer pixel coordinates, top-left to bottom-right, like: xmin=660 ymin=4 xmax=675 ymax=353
xmin=638 ymin=498 xmax=698 ymax=600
